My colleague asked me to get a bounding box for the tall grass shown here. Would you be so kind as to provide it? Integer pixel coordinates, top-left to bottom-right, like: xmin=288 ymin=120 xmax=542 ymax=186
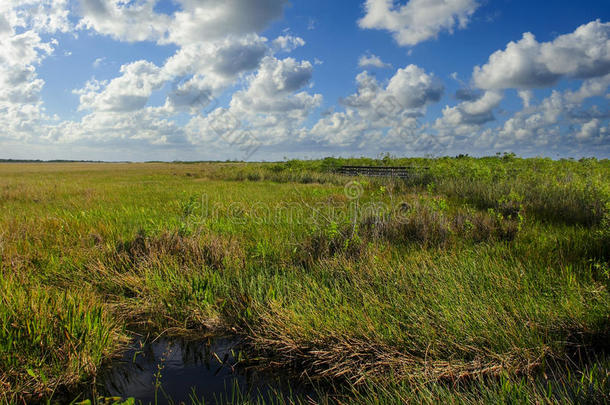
xmin=0 ymin=159 xmax=608 ymax=403
xmin=212 ymin=156 xmax=609 ymax=226
xmin=0 ymin=274 xmax=124 ymax=401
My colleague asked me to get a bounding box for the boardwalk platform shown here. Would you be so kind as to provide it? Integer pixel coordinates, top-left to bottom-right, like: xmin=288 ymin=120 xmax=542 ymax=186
xmin=336 ymin=166 xmax=430 ymax=179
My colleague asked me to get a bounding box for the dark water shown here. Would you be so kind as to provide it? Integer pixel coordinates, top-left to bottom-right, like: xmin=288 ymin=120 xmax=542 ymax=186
xmin=97 ymin=336 xmax=314 ymax=404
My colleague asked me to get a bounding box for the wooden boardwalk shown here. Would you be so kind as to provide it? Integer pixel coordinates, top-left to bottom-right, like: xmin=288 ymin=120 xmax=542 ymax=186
xmin=336 ymin=166 xmax=429 ymax=179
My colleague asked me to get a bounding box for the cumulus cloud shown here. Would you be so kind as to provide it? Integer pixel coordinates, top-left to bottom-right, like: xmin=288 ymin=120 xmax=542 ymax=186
xmin=163 ymin=35 xmax=269 ymax=79
xmin=564 ymin=73 xmax=610 ymax=104
xmin=432 ymin=84 xmax=609 ymax=156
xmin=228 ymin=57 xmax=322 ymax=142
xmin=518 ymin=90 xmax=533 ymax=108
xmin=311 ymin=64 xmax=443 ymax=149
xmin=435 ymin=90 xmax=503 ymax=134
xmin=358 ymin=54 xmax=392 ymax=69
xmin=342 ymin=65 xmax=443 ymax=115
xmin=74 ymin=32 xmax=280 ymax=116
xmin=490 ymin=91 xmax=565 ymax=150
xmin=272 ymin=35 xmax=306 ymax=52
xmin=0 ymin=2 xmax=65 ymax=141
xmin=92 ymin=53 xmax=320 ymax=151
xmin=26 ymin=0 xmax=72 ymax=32
xmin=231 ymin=57 xmax=317 ymax=111
xmin=0 ymin=30 xmax=54 ymax=68
xmin=473 ymin=20 xmax=610 ymax=90
xmin=165 ymin=0 xmax=288 ymax=46
xmin=426 ymin=21 xmax=610 ymax=155
xmin=474 ymin=78 xmax=610 ymax=155
xmin=76 ymin=0 xmax=288 ymax=47
xmin=75 ymin=60 xmax=166 ymax=112
xmin=65 ymin=0 xmax=305 ymax=150
xmin=164 ymin=76 xmax=215 ymax=113
xmin=44 ymin=107 xmax=187 ymax=146
xmin=2 ymin=1 xmax=607 ymax=159
xmin=386 ymin=65 xmax=444 ymax=108
xmin=2 ymin=0 xmax=72 ymax=34
xmin=77 ymin=0 xmax=172 ymax=43
xmin=2 ymin=0 xmax=300 ymax=152
xmin=358 ymin=0 xmax=480 ymax=46
xmin=577 ymin=118 xmax=608 ymax=141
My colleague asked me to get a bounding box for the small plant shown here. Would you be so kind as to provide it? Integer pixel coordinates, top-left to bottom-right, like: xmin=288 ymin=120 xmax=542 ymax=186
xmin=497 ymin=190 xmax=524 ymax=219
xmin=178 ymin=194 xmax=202 ymax=236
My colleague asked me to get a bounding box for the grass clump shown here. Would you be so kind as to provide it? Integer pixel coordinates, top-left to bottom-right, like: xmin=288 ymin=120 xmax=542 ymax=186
xmin=0 ymin=274 xmax=124 ymax=402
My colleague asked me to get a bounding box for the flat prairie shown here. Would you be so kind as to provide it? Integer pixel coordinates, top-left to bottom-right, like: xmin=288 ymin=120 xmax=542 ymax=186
xmin=0 ymin=157 xmax=608 ymax=403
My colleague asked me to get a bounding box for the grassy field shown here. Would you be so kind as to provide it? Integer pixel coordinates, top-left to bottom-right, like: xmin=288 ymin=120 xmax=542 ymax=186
xmin=0 ymin=157 xmax=608 ymax=403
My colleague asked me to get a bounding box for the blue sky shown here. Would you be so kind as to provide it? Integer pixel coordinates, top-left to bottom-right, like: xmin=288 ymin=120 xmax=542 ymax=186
xmin=1 ymin=0 xmax=609 ymax=161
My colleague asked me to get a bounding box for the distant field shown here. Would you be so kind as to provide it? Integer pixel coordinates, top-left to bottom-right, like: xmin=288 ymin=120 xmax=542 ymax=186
xmin=0 ymin=157 xmax=608 ymax=403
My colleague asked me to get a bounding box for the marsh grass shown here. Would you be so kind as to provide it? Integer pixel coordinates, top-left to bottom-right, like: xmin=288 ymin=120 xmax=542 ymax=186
xmin=0 ymin=274 xmax=125 ymax=401
xmin=0 ymin=159 xmax=608 ymax=403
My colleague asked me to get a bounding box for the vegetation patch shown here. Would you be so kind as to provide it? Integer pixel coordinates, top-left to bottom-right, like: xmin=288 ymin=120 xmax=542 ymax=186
xmin=0 ymin=158 xmax=608 ymax=403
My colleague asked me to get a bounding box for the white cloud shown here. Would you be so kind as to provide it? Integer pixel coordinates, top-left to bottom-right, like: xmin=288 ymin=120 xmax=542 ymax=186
xmin=165 ymin=0 xmax=287 ymax=46
xmin=342 ymin=65 xmax=443 ymax=114
xmin=564 ymin=73 xmax=610 ymax=104
xmin=358 ymin=54 xmax=392 ymax=69
xmin=22 ymin=0 xmax=72 ymax=33
xmin=576 ymin=119 xmax=608 ymax=142
xmin=311 ymin=64 xmax=443 ymax=148
xmin=1 ymin=1 xmax=607 ymax=159
xmin=164 ymin=75 xmax=215 ymax=113
xmin=386 ymin=65 xmax=444 ymax=108
xmin=2 ymin=0 xmax=72 ymax=34
xmin=186 ymin=56 xmax=323 ymax=147
xmin=256 ymin=57 xmax=313 ymax=93
xmin=358 ymin=0 xmax=480 ymax=46
xmin=76 ymin=0 xmax=288 ymax=47
xmin=229 ymin=57 xmax=322 ymax=139
xmin=272 ymin=35 xmax=306 ymax=52
xmin=67 ymin=0 xmax=312 ymax=149
xmin=0 ymin=6 xmax=63 ymax=141
xmin=163 ymin=35 xmax=269 ymax=79
xmin=311 ymin=110 xmax=369 ymax=147
xmin=163 ymin=34 xmax=287 ymax=114
xmin=431 ymin=90 xmax=504 ymax=154
xmin=77 ymin=0 xmax=172 ymax=43
xmin=518 ymin=90 xmax=533 ymax=108
xmin=427 ymin=21 xmax=610 ymax=155
xmin=75 ymin=34 xmax=275 ymax=116
xmin=75 ymin=60 xmax=167 ymax=112
xmin=473 ymin=20 xmax=610 ymax=90
xmin=491 ymin=91 xmax=565 ymax=149
xmin=92 ymin=57 xmax=105 ymax=68
xmin=44 ymin=107 xmax=187 ymax=146
xmin=435 ymin=90 xmax=503 ymax=135
xmin=0 ymin=30 xmax=55 ymax=68
xmin=479 ymin=82 xmax=609 ymax=154
xmin=3 ymin=0 xmax=305 ymax=153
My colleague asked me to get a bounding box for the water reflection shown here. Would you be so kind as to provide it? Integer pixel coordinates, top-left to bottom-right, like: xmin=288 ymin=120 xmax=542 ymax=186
xmin=98 ymin=336 xmax=309 ymax=404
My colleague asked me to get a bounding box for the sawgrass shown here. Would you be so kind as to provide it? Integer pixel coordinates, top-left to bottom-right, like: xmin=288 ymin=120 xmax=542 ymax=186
xmin=0 ymin=158 xmax=608 ymax=403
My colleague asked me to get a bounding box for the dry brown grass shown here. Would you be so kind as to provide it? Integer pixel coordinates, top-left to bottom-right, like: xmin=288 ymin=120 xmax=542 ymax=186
xmin=245 ymin=314 xmax=547 ymax=387
xmin=113 ymin=230 xmax=246 ymax=272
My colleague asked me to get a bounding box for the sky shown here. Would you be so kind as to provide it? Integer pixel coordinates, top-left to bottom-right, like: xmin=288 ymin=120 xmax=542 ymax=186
xmin=1 ymin=0 xmax=609 ymax=161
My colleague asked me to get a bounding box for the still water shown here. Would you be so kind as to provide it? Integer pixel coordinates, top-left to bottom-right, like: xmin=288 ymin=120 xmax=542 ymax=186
xmin=96 ymin=336 xmax=315 ymax=404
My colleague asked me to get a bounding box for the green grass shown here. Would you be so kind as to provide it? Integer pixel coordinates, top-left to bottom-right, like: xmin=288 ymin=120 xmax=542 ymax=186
xmin=0 ymin=158 xmax=608 ymax=403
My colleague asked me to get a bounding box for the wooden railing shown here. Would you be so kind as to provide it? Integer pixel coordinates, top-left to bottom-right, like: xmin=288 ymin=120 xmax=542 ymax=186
xmin=336 ymin=166 xmax=430 ymax=179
